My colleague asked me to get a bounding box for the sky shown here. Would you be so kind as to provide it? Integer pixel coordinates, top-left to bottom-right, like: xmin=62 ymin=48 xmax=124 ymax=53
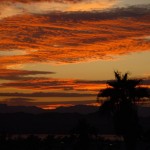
xmin=0 ymin=0 xmax=150 ymax=109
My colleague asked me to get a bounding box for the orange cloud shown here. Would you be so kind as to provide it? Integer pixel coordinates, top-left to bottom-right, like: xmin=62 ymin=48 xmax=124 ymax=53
xmin=0 ymin=6 xmax=150 ymax=68
xmin=0 ymin=77 xmax=106 ymax=92
xmin=0 ymin=75 xmax=149 ymax=93
xmin=0 ymin=76 xmax=149 ymax=107
xmin=0 ymin=68 xmax=108 ymax=92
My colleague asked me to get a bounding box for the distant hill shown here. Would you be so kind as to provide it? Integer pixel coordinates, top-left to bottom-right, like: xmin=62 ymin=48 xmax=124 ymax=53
xmin=0 ymin=104 xmax=45 ymax=114
xmin=0 ymin=111 xmax=114 ymax=134
xmin=1 ymin=104 xmax=150 ymax=116
xmin=51 ymin=105 xmax=99 ymax=114
xmin=0 ymin=104 xmax=99 ymax=114
xmin=0 ymin=104 xmax=150 ymax=134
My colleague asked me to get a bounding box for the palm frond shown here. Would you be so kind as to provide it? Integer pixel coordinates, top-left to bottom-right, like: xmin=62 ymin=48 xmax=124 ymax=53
xmin=97 ymin=71 xmax=149 ymax=112
xmin=122 ymin=72 xmax=128 ymax=81
xmin=107 ymin=81 xmax=117 ymax=87
xmin=98 ymin=88 xmax=114 ymax=97
xmin=114 ymin=71 xmax=121 ymax=81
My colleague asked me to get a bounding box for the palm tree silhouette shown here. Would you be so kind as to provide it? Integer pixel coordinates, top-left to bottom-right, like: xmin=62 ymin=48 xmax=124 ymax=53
xmin=97 ymin=71 xmax=149 ymax=150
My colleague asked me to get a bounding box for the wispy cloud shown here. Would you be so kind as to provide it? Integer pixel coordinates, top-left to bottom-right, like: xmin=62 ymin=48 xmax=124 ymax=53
xmin=0 ymin=76 xmax=149 ymax=92
xmin=0 ymin=91 xmax=95 ymax=97
xmin=0 ymin=5 xmax=150 ymax=67
xmin=0 ymin=97 xmax=35 ymax=106
xmin=0 ymin=69 xmax=55 ymax=80
xmin=0 ymin=0 xmax=116 ymax=19
xmin=0 ymin=78 xmax=106 ymax=91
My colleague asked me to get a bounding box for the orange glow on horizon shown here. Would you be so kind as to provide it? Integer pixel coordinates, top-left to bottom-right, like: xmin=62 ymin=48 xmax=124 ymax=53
xmin=40 ymin=104 xmax=74 ymax=110
xmin=39 ymin=102 xmax=101 ymax=110
xmin=86 ymin=102 xmax=101 ymax=107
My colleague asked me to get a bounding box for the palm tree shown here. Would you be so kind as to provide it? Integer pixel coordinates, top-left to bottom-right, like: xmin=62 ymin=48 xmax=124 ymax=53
xmin=97 ymin=71 xmax=149 ymax=150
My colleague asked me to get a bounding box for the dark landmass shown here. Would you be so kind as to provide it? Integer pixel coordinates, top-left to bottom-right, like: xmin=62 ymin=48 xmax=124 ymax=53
xmin=0 ymin=104 xmax=45 ymax=114
xmin=0 ymin=104 xmax=150 ymax=116
xmin=0 ymin=104 xmax=98 ymax=114
xmin=51 ymin=104 xmax=99 ymax=114
xmin=0 ymin=104 xmax=150 ymax=134
xmin=0 ymin=111 xmax=114 ymax=134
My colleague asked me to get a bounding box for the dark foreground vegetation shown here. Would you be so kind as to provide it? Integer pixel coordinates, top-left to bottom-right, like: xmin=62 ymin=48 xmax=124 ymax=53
xmin=0 ymin=133 xmax=150 ymax=150
xmin=0 ymin=134 xmax=120 ymax=150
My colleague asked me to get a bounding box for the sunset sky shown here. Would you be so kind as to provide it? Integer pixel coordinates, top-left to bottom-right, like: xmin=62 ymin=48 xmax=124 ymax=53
xmin=0 ymin=0 xmax=150 ymax=109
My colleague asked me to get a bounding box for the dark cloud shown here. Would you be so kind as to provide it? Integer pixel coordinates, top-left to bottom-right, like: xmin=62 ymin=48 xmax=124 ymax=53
xmin=0 ymin=92 xmax=95 ymax=97
xmin=1 ymin=77 xmax=149 ymax=92
xmin=0 ymin=69 xmax=55 ymax=80
xmin=0 ymin=0 xmax=83 ymax=3
xmin=0 ymin=78 xmax=102 ymax=91
xmin=44 ymin=5 xmax=150 ymax=21
xmin=0 ymin=97 xmax=36 ymax=106
xmin=0 ymin=74 xmax=109 ymax=91
xmin=75 ymin=80 xmax=106 ymax=84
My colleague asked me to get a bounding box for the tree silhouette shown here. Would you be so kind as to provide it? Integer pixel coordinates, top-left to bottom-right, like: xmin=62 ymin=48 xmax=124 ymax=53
xmin=97 ymin=71 xmax=149 ymax=150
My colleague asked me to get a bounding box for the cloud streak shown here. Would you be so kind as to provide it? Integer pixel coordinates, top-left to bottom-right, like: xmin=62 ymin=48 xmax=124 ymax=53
xmin=0 ymin=69 xmax=55 ymax=80
xmin=0 ymin=97 xmax=35 ymax=106
xmin=0 ymin=91 xmax=95 ymax=97
xmin=0 ymin=5 xmax=150 ymax=68
xmin=0 ymin=0 xmax=116 ymax=19
xmin=0 ymin=78 xmax=106 ymax=91
xmin=0 ymin=76 xmax=149 ymax=92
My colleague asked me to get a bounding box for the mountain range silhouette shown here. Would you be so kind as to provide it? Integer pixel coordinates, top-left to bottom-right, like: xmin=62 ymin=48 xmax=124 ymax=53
xmin=0 ymin=104 xmax=150 ymax=134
